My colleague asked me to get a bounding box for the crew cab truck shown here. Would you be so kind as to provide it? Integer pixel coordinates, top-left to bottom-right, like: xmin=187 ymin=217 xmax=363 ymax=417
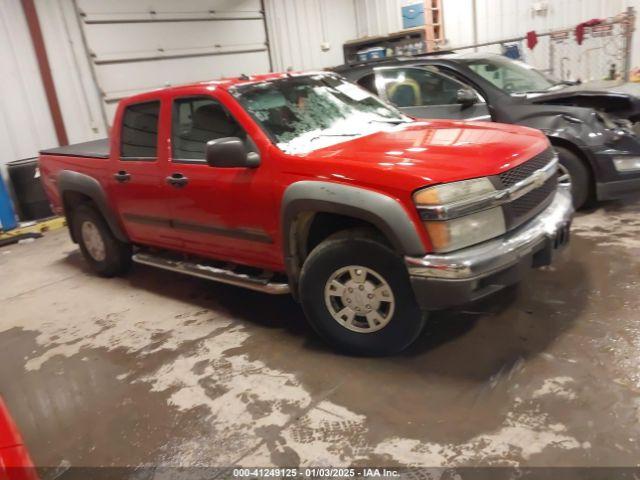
xmin=39 ymin=72 xmax=573 ymax=356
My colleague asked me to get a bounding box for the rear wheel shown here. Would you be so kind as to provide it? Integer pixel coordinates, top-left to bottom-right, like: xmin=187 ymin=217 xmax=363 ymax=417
xmin=299 ymin=229 xmax=425 ymax=356
xmin=555 ymin=146 xmax=592 ymax=209
xmin=72 ymin=204 xmax=132 ymax=277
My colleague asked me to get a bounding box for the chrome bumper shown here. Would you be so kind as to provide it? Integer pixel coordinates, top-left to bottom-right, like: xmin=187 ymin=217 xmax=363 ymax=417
xmin=405 ymin=185 xmax=574 ymax=281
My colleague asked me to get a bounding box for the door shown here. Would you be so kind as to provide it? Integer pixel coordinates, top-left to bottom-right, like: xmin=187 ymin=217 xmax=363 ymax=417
xmin=368 ymin=67 xmax=491 ymax=121
xmin=164 ymin=94 xmax=280 ymax=270
xmin=110 ymin=100 xmax=181 ymax=248
xmin=71 ymin=0 xmax=270 ymax=121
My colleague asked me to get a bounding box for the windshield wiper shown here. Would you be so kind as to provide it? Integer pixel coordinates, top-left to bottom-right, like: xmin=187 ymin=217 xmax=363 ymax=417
xmin=309 ymin=133 xmax=360 ymax=142
xmin=368 ymin=118 xmax=411 ymax=125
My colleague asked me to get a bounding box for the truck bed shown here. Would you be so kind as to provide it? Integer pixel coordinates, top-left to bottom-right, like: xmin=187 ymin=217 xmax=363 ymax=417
xmin=40 ymin=138 xmax=109 ymax=159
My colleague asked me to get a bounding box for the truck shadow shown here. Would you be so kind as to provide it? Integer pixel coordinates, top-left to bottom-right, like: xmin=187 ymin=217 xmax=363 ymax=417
xmin=399 ymin=255 xmax=591 ymax=377
xmin=61 ymin=246 xmax=589 ymax=384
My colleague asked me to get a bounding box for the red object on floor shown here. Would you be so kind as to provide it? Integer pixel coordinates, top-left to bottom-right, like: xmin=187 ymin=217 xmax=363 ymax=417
xmin=526 ymin=30 xmax=538 ymax=50
xmin=0 ymin=398 xmax=37 ymax=480
xmin=575 ymin=18 xmax=604 ymax=45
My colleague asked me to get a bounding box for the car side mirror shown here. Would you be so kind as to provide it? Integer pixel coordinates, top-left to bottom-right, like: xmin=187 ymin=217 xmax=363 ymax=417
xmin=205 ymin=137 xmax=260 ymax=168
xmin=456 ymin=89 xmax=477 ymax=108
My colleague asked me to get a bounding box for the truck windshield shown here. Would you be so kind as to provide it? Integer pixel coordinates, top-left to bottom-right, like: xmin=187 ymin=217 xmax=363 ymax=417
xmin=232 ymin=74 xmax=410 ymax=154
xmin=462 ymin=56 xmax=562 ymax=94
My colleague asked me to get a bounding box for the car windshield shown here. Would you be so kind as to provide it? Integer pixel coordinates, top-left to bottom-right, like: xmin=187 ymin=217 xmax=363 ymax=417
xmin=232 ymin=74 xmax=410 ymax=154
xmin=462 ymin=56 xmax=562 ymax=94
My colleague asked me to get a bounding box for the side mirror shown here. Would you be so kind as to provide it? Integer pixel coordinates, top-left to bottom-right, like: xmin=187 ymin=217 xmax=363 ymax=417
xmin=456 ymin=89 xmax=477 ymax=108
xmin=205 ymin=137 xmax=260 ymax=168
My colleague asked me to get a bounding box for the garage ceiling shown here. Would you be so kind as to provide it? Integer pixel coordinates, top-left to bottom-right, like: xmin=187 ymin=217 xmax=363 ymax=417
xmin=74 ymin=0 xmax=271 ymax=118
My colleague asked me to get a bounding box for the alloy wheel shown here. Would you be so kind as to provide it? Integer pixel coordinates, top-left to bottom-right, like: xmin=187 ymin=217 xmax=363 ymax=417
xmin=558 ymin=163 xmax=572 ymax=188
xmin=323 ymin=265 xmax=395 ymax=333
xmin=81 ymin=220 xmax=106 ymax=262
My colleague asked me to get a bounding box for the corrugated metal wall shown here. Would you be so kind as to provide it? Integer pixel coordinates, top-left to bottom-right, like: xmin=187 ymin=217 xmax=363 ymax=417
xmin=1 ymin=0 xmax=361 ymax=161
xmin=353 ymin=0 xmax=640 ymax=71
xmin=68 ymin=0 xmax=271 ymax=121
xmin=35 ymin=0 xmax=107 ymax=144
xmin=265 ymin=0 xmax=358 ymax=71
xmin=444 ymin=0 xmax=640 ymax=81
xmin=34 ymin=0 xmax=359 ymax=136
xmin=0 ymin=1 xmax=57 ymax=167
xmin=444 ymin=0 xmax=639 ymax=47
xmin=354 ymin=0 xmax=402 ymax=38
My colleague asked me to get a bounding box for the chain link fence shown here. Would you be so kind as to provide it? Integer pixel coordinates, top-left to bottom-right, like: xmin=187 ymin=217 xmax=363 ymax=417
xmin=547 ymin=12 xmax=634 ymax=83
xmin=437 ymin=7 xmax=635 ymax=86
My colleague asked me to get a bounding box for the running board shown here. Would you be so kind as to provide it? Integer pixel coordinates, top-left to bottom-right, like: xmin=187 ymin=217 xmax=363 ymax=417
xmin=132 ymin=253 xmax=290 ymax=295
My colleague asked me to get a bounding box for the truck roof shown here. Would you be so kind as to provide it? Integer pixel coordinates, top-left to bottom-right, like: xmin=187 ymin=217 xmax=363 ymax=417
xmin=123 ymin=71 xmax=328 ymax=104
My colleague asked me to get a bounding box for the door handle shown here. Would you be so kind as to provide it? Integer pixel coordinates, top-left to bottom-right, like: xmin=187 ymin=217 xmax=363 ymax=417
xmin=113 ymin=171 xmax=131 ymax=183
xmin=166 ymin=173 xmax=188 ymax=188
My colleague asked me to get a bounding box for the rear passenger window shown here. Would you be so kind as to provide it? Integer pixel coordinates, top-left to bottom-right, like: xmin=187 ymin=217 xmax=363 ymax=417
xmin=120 ymin=101 xmax=160 ymax=159
xmin=172 ymin=97 xmax=245 ymax=161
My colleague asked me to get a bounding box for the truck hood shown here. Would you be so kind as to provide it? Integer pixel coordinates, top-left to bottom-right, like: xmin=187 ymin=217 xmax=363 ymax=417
xmin=303 ymin=120 xmax=550 ymax=185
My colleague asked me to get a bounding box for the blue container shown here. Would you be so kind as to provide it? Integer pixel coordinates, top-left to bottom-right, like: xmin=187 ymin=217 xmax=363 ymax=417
xmin=402 ymin=3 xmax=425 ymax=29
xmin=0 ymin=171 xmax=18 ymax=231
xmin=503 ymin=43 xmax=522 ymax=60
xmin=356 ymin=49 xmax=369 ymax=62
xmin=367 ymin=47 xmax=386 ymax=60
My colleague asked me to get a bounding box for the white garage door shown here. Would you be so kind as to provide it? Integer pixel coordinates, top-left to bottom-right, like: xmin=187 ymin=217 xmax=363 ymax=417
xmin=74 ymin=0 xmax=272 ymax=120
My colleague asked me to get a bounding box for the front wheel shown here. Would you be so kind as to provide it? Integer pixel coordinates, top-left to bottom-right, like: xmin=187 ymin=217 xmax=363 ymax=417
xmin=299 ymin=229 xmax=425 ymax=356
xmin=555 ymin=146 xmax=592 ymax=209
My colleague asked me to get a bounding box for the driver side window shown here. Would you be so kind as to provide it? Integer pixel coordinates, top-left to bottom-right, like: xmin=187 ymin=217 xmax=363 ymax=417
xmin=172 ymin=97 xmax=245 ymax=162
xmin=378 ymin=68 xmax=469 ymax=107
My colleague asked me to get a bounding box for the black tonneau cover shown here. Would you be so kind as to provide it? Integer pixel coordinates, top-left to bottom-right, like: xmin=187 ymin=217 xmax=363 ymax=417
xmin=40 ymin=138 xmax=110 ymax=159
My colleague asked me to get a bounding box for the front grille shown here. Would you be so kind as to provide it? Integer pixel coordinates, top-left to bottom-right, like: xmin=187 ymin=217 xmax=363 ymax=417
xmin=499 ymin=148 xmax=556 ymax=188
xmin=510 ymin=176 xmax=556 ymax=220
xmin=498 ymin=147 xmax=558 ymax=230
xmin=501 ymin=175 xmax=557 ymax=230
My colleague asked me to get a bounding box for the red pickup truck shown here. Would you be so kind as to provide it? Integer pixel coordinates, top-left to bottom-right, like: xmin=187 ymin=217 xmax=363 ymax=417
xmin=40 ymin=72 xmax=573 ymax=355
xmin=0 ymin=398 xmax=37 ymax=480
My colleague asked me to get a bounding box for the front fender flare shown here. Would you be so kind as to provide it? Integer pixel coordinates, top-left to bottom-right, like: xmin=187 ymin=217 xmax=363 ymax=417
xmin=281 ymin=181 xmax=425 ymax=289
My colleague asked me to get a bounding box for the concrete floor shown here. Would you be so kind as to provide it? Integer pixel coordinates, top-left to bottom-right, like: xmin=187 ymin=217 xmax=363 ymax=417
xmin=1 ymin=196 xmax=640 ymax=471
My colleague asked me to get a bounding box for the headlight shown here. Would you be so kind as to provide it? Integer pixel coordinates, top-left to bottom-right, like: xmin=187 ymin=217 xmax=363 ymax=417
xmin=613 ymin=156 xmax=640 ymax=173
xmin=423 ymin=207 xmax=506 ymax=252
xmin=414 ymin=178 xmax=506 ymax=252
xmin=413 ymin=177 xmax=495 ymax=205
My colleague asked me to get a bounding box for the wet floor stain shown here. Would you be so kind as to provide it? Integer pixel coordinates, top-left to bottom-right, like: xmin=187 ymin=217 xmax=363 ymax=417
xmin=1 ymin=197 xmax=639 ymax=468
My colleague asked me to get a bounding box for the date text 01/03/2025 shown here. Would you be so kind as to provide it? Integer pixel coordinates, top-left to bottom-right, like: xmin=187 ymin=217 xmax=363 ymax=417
xmin=232 ymin=467 xmax=400 ymax=477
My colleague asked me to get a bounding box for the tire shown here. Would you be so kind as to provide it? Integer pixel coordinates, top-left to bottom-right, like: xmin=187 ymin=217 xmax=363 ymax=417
xmin=72 ymin=204 xmax=132 ymax=277
xmin=299 ymin=228 xmax=425 ymax=356
xmin=555 ymin=146 xmax=592 ymax=209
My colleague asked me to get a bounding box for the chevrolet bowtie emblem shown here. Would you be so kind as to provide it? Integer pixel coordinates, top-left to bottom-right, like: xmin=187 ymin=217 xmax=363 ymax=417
xmin=531 ymin=170 xmax=546 ymax=188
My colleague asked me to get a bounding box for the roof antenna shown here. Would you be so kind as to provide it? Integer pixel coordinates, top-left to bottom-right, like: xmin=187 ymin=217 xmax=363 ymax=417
xmin=239 ymin=73 xmax=250 ymax=80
